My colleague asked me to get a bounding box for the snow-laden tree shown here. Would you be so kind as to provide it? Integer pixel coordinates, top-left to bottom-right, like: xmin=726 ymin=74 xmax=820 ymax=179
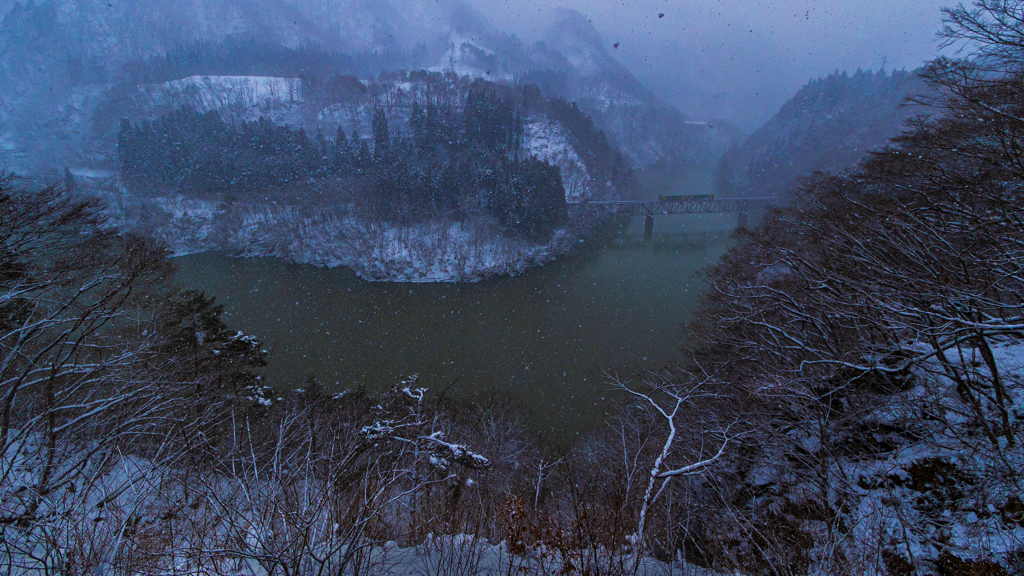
xmin=0 ymin=174 xmax=196 ymax=569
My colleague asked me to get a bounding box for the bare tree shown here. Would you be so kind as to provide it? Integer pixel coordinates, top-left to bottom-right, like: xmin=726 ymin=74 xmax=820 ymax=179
xmin=605 ymin=371 xmax=742 ymax=571
xmin=0 ymin=175 xmax=213 ymax=572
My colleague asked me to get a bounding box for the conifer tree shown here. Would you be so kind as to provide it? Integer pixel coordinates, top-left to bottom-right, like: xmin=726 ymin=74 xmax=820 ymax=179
xmin=372 ymin=109 xmax=390 ymax=163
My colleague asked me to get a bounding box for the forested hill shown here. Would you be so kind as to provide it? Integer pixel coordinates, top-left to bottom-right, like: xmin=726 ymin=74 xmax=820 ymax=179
xmin=715 ymin=68 xmax=928 ymax=198
xmin=0 ymin=1 xmax=731 ymax=177
xmin=117 ymin=77 xmax=633 ymax=242
xmin=109 ymin=73 xmax=633 ymax=280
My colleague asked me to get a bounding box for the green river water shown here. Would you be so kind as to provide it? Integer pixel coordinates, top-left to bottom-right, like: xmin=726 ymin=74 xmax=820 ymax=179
xmin=173 ymin=177 xmax=748 ymax=437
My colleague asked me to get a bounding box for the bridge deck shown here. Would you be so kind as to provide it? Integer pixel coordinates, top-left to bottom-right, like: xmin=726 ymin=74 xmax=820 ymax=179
xmin=567 ymin=197 xmax=778 ymax=217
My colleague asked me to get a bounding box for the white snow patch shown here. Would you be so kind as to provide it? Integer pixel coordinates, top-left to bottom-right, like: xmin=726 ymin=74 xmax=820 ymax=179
xmin=428 ymin=34 xmax=514 ymax=82
xmin=69 ymin=168 xmax=116 ymax=179
xmin=103 ymin=195 xmax=583 ymax=283
xmin=523 ymin=118 xmax=592 ymax=202
xmin=159 ymin=75 xmax=303 ymax=106
xmin=136 ymin=75 xmax=307 ymax=125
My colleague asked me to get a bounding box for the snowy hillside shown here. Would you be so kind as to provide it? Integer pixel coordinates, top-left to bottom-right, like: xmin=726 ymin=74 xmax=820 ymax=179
xmin=104 ymin=195 xmax=579 ymax=282
xmin=98 ymin=72 xmax=623 ymax=282
xmin=716 ymin=69 xmax=928 ymax=198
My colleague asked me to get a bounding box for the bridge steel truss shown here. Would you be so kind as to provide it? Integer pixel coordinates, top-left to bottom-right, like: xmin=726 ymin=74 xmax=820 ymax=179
xmin=566 ymin=197 xmax=779 ymax=218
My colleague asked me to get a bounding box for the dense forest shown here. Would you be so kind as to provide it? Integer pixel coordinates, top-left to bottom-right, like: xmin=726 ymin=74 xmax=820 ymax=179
xmin=117 ymin=76 xmax=634 ymax=243
xmin=109 ymin=71 xmax=636 ymax=279
xmin=119 ymin=84 xmax=574 ymax=241
xmin=716 ymin=68 xmax=927 ymax=197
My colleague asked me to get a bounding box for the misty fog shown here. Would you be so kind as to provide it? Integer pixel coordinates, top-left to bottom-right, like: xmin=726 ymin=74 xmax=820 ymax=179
xmin=474 ymin=0 xmax=947 ymax=128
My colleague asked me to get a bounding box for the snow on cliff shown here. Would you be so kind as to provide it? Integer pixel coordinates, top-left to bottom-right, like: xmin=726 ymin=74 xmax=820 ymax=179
xmin=523 ymin=119 xmax=591 ymax=202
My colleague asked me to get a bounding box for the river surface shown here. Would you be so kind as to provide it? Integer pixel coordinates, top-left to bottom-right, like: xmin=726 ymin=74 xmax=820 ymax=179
xmin=173 ymin=185 xmax=748 ymax=437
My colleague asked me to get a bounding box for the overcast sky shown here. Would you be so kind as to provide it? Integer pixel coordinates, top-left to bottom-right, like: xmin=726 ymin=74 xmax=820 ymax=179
xmin=470 ymin=0 xmax=950 ymax=130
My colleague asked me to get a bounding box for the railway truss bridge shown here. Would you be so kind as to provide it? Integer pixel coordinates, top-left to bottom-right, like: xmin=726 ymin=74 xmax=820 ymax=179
xmin=567 ymin=197 xmax=780 ymax=237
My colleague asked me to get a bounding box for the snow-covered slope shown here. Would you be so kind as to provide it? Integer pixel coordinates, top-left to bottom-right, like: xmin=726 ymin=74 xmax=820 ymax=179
xmin=716 ymin=69 xmax=928 ymax=198
xmin=133 ymin=75 xmax=307 ymax=125
xmin=420 ymin=9 xmax=736 ymax=166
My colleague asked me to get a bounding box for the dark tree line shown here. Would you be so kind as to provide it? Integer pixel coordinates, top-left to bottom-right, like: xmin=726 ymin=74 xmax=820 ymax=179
xmin=119 ymin=111 xmax=326 ymax=196
xmin=119 ymin=81 xmax=573 ymax=242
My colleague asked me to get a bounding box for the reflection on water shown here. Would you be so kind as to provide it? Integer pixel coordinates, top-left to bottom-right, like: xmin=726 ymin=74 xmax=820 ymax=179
xmin=173 ymin=214 xmax=741 ymax=437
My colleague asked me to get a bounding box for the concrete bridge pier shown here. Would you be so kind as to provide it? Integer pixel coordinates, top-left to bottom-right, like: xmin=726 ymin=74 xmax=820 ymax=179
xmin=737 ymin=211 xmax=749 ymax=228
xmin=644 ymin=215 xmax=655 ymax=239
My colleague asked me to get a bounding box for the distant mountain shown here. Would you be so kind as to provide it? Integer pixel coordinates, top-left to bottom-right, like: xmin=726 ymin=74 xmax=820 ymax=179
xmin=430 ymin=9 xmax=740 ymax=167
xmin=0 ymin=0 xmax=736 ymax=177
xmin=715 ymin=69 xmax=928 ymax=198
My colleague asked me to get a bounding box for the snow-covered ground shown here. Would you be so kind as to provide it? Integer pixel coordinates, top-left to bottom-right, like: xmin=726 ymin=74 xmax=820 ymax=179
xmin=523 ymin=118 xmax=595 ymax=203
xmin=8 ymin=337 xmax=1021 ymax=573
xmin=156 ymin=75 xmax=304 ymax=110
xmin=428 ymin=33 xmax=515 ymax=82
xmin=735 ymin=337 xmax=1024 ymax=573
xmin=132 ymin=75 xmax=307 ymax=126
xmin=837 ymin=339 xmax=1024 ymax=569
xmin=106 ymin=196 xmax=583 ymax=282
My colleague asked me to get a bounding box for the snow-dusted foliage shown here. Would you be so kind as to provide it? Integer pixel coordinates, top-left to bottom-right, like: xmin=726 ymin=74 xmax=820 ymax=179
xmin=0 ymin=226 xmax=500 ymax=575
xmin=101 ymin=71 xmax=629 ymax=281
xmin=0 ymin=380 xmax=498 ymax=575
xmin=694 ymin=340 xmax=1024 ymax=575
xmin=127 ymin=75 xmax=307 ymax=126
xmin=523 ymin=119 xmax=593 ymax=203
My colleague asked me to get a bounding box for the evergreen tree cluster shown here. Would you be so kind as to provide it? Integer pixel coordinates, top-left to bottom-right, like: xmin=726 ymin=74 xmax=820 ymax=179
xmin=118 ymin=81 xmax=573 ymax=242
xmin=118 ymin=111 xmax=328 ymax=197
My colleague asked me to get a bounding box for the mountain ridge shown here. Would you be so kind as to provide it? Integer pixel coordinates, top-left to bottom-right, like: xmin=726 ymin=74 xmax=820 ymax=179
xmin=0 ymin=0 xmax=739 ymax=176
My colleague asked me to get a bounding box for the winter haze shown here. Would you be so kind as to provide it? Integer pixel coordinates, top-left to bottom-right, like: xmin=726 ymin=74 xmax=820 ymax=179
xmin=471 ymin=0 xmax=947 ymax=129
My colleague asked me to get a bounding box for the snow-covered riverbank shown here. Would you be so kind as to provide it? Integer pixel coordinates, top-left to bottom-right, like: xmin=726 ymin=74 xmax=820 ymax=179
xmin=105 ymin=194 xmax=591 ymax=282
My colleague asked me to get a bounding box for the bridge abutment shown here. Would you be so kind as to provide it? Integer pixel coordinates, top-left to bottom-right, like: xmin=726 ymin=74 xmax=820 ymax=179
xmin=643 ymin=215 xmax=655 ymax=239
